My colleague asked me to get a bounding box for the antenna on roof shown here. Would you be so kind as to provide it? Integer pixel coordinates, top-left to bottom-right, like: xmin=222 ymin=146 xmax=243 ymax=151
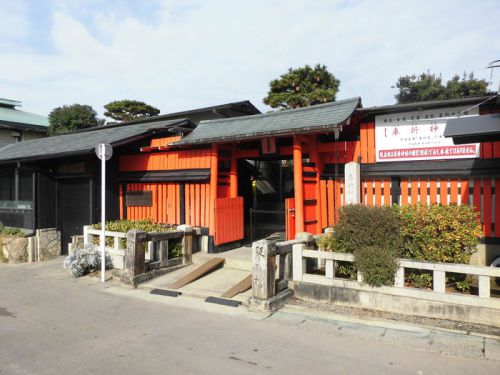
xmin=487 ymin=59 xmax=500 ymax=95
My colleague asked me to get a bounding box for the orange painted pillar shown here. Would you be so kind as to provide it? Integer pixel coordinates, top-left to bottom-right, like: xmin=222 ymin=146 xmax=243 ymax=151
xmin=229 ymin=143 xmax=238 ymax=198
xmin=293 ymin=136 xmax=305 ymax=234
xmin=209 ymin=143 xmax=219 ymax=236
xmin=309 ymin=135 xmax=322 ymax=233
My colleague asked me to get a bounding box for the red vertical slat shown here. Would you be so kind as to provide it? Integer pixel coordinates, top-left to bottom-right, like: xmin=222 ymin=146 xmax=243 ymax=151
xmin=383 ymin=179 xmax=391 ymax=206
xmin=366 ymin=180 xmax=373 ymax=207
xmin=419 ymin=179 xmax=427 ymax=205
xmin=495 ymin=179 xmax=500 ymax=237
xmin=374 ymin=180 xmax=382 ymax=207
xmin=195 ymin=184 xmax=201 ymax=226
xmin=483 ymin=179 xmax=492 ymax=237
xmin=439 ymin=179 xmax=447 ymax=205
xmin=401 ymin=180 xmax=408 ymax=206
xmin=429 ymin=179 xmax=437 ymax=204
xmin=327 ymin=180 xmax=334 ymax=226
xmin=320 ymin=180 xmax=328 ymax=228
xmin=367 ymin=123 xmax=375 ymax=163
xmin=411 ymin=179 xmax=419 ymax=205
xmin=334 ymin=179 xmax=341 ymax=223
xmin=119 ymin=185 xmax=123 ymax=220
xmin=460 ymin=179 xmax=469 ymax=207
xmin=449 ymin=179 xmax=458 ymax=204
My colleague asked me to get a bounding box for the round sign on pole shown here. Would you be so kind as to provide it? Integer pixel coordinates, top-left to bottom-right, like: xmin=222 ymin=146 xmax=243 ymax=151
xmin=95 ymin=143 xmax=113 ymax=161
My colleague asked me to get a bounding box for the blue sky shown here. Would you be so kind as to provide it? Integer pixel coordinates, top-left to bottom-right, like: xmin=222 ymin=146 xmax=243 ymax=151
xmin=1 ymin=0 xmax=499 ymax=118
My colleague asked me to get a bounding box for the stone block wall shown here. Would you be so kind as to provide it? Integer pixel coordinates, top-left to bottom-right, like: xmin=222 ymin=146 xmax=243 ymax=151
xmin=1 ymin=236 xmax=29 ymax=264
xmin=0 ymin=228 xmax=60 ymax=264
xmin=35 ymin=228 xmax=61 ymax=261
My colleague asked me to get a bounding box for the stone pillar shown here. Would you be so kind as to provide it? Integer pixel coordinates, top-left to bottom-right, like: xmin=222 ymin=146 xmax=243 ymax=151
xmin=344 ymin=162 xmax=361 ymax=204
xmin=292 ymin=243 xmax=305 ymax=282
xmin=83 ymin=226 xmax=92 ymax=246
xmin=394 ymin=266 xmax=405 ymax=288
xmin=478 ymin=275 xmax=490 ymax=298
xmin=251 ymin=239 xmax=276 ymax=300
xmin=121 ymin=230 xmax=147 ymax=285
xmin=433 ymin=270 xmax=446 ymax=293
xmin=177 ymin=225 xmax=193 ymax=264
xmin=158 ymin=240 xmax=169 ymax=262
xmin=325 ymin=259 xmax=335 ymax=279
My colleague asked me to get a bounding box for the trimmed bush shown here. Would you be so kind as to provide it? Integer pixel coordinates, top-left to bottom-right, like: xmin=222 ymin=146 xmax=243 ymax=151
xmin=92 ymin=219 xmax=173 ymax=233
xmin=354 ymin=245 xmax=399 ymax=287
xmin=319 ymin=204 xmax=403 ymax=254
xmin=317 ymin=205 xmax=402 ymax=287
xmin=63 ymin=244 xmax=113 ymax=277
xmin=396 ymin=204 xmax=481 ymax=264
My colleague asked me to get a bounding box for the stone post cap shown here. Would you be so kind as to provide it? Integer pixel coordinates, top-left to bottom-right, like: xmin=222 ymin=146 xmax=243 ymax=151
xmin=126 ymin=229 xmax=147 ymax=234
xmin=176 ymin=224 xmax=193 ymax=232
xmin=295 ymin=232 xmax=313 ymax=242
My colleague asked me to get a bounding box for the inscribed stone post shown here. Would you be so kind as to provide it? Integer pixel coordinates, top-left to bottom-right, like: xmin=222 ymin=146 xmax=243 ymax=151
xmin=125 ymin=230 xmax=147 ymax=277
xmin=252 ymin=239 xmax=276 ymax=300
xmin=344 ymin=162 xmax=361 ymax=204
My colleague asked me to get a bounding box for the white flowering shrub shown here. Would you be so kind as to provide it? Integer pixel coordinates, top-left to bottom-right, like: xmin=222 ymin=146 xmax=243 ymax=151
xmin=64 ymin=244 xmax=113 ymax=277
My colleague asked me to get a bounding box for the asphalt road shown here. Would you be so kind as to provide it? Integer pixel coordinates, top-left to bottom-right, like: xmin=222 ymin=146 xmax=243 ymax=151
xmin=0 ymin=260 xmax=499 ymax=374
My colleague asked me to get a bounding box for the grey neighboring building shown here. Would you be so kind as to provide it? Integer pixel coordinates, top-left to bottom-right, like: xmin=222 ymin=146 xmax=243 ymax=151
xmin=0 ymin=100 xmax=260 ymax=252
xmin=0 ymin=98 xmax=48 ymax=148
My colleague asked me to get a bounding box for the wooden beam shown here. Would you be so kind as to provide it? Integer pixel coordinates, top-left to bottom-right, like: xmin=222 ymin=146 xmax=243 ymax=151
xmin=169 ymin=257 xmax=225 ymax=290
xmin=309 ymin=135 xmax=322 ymax=233
xmin=221 ymin=274 xmax=252 ymax=298
xmin=209 ymin=144 xmax=218 ymax=236
xmin=293 ymin=136 xmax=305 ymax=233
xmin=230 ymin=143 xmax=238 ymax=197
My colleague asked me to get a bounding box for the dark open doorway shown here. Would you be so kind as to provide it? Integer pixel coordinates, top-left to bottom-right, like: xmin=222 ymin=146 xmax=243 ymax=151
xmin=238 ymin=158 xmax=294 ymax=244
xmin=59 ymin=178 xmax=92 ymax=254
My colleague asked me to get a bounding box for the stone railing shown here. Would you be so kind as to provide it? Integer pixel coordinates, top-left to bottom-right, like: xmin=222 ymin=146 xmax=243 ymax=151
xmin=292 ymin=246 xmax=500 ymax=300
xmin=249 ymin=233 xmax=315 ymax=311
xmin=120 ymin=225 xmax=193 ymax=287
xmin=83 ymin=226 xmax=129 ymax=269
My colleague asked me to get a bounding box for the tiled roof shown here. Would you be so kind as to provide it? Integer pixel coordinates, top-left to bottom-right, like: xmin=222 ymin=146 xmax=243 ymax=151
xmin=0 ymin=107 xmax=49 ymax=129
xmin=0 ymin=118 xmax=191 ymax=163
xmin=173 ymin=97 xmax=361 ymax=145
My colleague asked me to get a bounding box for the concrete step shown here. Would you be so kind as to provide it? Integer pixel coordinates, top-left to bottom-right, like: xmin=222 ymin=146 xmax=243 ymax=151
xmin=194 ymin=246 xmax=252 ymax=271
xmin=169 ymin=257 xmax=225 ymax=290
xmin=139 ymin=246 xmax=253 ymax=304
xmin=140 ymin=267 xmax=252 ymax=305
xmin=179 ymin=267 xmax=252 ymax=304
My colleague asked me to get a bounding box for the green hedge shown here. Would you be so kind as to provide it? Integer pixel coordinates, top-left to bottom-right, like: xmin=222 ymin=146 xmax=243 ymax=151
xmin=92 ymin=219 xmax=174 ymax=233
xmin=396 ymin=204 xmax=482 ymax=264
xmin=318 ymin=203 xmax=482 ymax=287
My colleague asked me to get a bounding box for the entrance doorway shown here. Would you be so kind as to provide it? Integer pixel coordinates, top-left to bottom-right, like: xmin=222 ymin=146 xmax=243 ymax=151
xmin=239 ymin=159 xmax=294 ymax=243
xmin=59 ymin=178 xmax=92 ymax=254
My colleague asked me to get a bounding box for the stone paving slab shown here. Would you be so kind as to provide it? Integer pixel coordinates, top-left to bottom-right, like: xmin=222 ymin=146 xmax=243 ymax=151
xmin=485 ymin=338 xmax=500 ymax=360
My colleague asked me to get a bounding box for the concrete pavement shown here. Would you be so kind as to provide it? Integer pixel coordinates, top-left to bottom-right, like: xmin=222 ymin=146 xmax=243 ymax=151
xmin=1 ymin=259 xmax=499 ymax=374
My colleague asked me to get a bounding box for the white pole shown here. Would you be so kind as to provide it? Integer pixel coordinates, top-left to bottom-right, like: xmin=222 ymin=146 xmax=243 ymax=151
xmin=100 ymin=144 xmax=106 ymax=283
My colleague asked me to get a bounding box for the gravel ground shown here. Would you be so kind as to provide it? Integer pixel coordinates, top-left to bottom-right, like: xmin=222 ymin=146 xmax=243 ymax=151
xmin=287 ymin=298 xmax=500 ymax=337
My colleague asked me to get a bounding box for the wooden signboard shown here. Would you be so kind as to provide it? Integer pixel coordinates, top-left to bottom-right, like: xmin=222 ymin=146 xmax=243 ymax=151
xmin=261 ymin=137 xmax=276 ymax=155
xmin=125 ymin=191 xmax=153 ymax=207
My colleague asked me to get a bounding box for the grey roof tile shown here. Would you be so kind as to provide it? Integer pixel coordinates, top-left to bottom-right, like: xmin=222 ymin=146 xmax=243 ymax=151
xmin=173 ymin=97 xmax=361 ymax=145
xmin=0 ymin=118 xmax=189 ymax=163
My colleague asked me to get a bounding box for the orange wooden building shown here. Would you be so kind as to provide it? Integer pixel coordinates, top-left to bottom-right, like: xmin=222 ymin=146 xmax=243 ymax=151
xmin=118 ymin=95 xmax=500 ymax=260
